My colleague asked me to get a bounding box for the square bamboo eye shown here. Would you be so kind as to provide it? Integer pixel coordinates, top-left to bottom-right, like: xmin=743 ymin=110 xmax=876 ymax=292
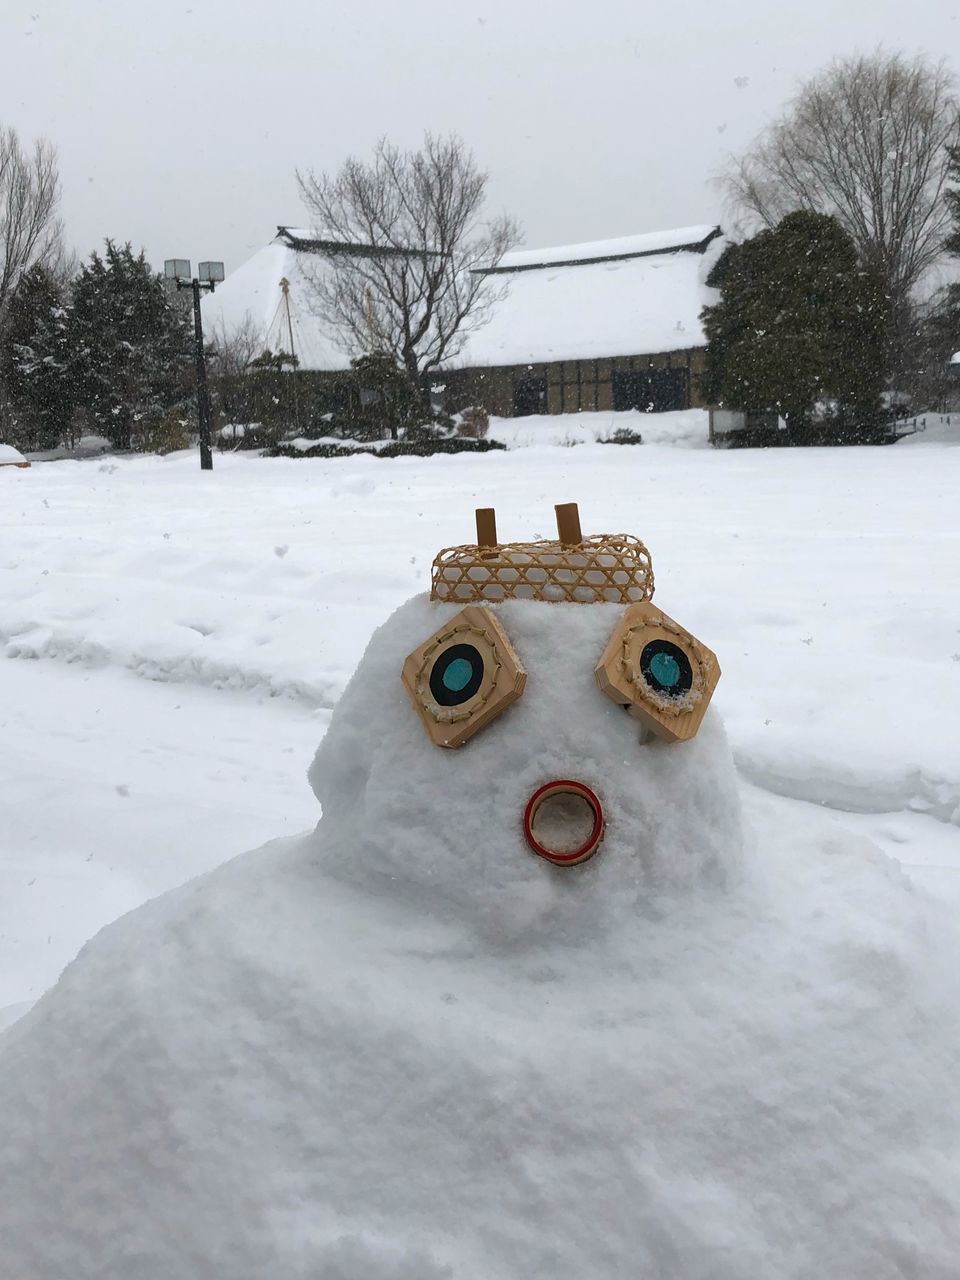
xmin=595 ymin=602 xmax=720 ymax=743
xmin=402 ymin=605 xmax=527 ymax=748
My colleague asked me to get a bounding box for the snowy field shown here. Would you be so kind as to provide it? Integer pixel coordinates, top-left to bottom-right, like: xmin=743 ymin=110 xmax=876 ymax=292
xmin=2 ymin=425 xmax=959 ymax=1020
xmin=487 ymin=406 xmax=708 ymax=448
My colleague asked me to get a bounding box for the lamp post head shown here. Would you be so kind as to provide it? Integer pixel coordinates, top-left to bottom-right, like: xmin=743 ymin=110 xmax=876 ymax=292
xmin=164 ymin=258 xmax=191 ymax=282
xmin=198 ymin=261 xmax=225 ymax=284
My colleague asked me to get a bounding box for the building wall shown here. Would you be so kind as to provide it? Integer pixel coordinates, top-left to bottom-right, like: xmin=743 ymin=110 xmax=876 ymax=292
xmin=444 ymin=365 xmax=515 ymax=417
xmin=446 ymin=348 xmax=707 ymax=418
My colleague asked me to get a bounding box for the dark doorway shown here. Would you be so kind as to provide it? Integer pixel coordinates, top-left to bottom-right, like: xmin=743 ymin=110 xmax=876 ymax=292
xmin=513 ymin=376 xmax=547 ymax=416
xmin=612 ymin=368 xmax=688 ymax=413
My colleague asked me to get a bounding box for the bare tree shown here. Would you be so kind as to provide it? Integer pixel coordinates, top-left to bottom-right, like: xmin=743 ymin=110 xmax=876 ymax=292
xmin=0 ymin=125 xmax=62 ymax=325
xmin=721 ymin=52 xmax=960 ymax=321
xmin=297 ymin=134 xmax=519 ymax=390
xmin=206 ymin=314 xmax=269 ymax=435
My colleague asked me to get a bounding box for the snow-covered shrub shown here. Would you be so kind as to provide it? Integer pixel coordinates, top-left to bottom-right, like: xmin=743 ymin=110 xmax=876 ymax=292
xmin=379 ymin=435 xmax=504 ymax=457
xmin=600 ymin=426 xmax=644 ymax=446
xmin=267 ymin=436 xmax=505 ymax=460
xmin=456 ymin=404 xmax=489 ymax=439
xmin=401 ymin=413 xmax=457 ymax=443
xmin=135 ymin=405 xmax=192 ymax=455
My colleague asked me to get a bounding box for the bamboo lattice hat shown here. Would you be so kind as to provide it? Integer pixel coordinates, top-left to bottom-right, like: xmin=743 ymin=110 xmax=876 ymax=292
xmin=430 ymin=503 xmax=655 ymax=606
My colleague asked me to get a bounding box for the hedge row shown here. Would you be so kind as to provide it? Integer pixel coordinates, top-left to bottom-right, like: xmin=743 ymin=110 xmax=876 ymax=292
xmin=268 ymin=437 xmax=507 ymax=460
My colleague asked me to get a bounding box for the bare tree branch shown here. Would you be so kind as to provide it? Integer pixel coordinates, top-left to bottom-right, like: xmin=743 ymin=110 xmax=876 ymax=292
xmin=296 ymin=134 xmax=519 ymax=388
xmin=0 ymin=125 xmax=62 ymax=327
xmin=719 ymin=51 xmax=960 ymax=314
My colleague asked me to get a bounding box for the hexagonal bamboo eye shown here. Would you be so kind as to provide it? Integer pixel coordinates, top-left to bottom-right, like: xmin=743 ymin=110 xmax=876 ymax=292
xmin=594 ymin=602 xmax=720 ymax=743
xmin=401 ymin=605 xmax=527 ymax=748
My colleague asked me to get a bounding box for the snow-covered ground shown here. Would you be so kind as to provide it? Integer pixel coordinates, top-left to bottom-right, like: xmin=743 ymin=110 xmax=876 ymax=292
xmin=487 ymin=406 xmax=708 ymax=448
xmin=4 ymin=432 xmax=960 ymax=1276
xmin=1 ymin=432 xmax=959 ymax=1019
xmin=0 ymin=660 xmax=321 ymax=1017
xmin=897 ymin=411 xmax=960 ymax=445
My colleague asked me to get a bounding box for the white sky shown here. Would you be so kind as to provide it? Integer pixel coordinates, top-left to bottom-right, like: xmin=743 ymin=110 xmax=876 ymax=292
xmin=2 ymin=0 xmax=957 ymax=274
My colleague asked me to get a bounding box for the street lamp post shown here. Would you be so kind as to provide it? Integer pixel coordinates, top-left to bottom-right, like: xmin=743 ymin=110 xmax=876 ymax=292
xmin=164 ymin=258 xmax=225 ymax=471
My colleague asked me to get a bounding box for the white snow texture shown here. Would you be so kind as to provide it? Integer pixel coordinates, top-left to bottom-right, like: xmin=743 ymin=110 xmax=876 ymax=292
xmin=0 ymin=442 xmax=27 ymax=464
xmin=2 ymin=595 xmax=960 ymax=1279
xmin=200 ymin=225 xmax=722 ymax=371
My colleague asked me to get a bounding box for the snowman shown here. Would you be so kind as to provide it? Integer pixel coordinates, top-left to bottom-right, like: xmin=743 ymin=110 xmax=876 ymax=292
xmin=1 ymin=503 xmax=959 ymax=1280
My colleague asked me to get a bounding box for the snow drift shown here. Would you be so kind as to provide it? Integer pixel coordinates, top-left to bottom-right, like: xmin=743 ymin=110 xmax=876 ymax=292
xmin=2 ymin=594 xmax=960 ymax=1279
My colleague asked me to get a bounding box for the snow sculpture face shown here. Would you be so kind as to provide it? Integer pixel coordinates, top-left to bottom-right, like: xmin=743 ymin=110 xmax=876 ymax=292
xmin=310 ymin=510 xmax=742 ymax=943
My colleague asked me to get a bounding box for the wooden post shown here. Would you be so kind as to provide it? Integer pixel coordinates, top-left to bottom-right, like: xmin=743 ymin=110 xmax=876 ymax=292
xmin=475 ymin=507 xmax=498 ymax=549
xmin=279 ymin=276 xmax=301 ymax=434
xmin=555 ymin=502 xmax=582 ymax=546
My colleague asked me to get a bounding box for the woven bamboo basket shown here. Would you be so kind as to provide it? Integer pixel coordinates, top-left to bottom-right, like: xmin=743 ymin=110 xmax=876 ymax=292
xmin=430 ymin=504 xmax=655 ymax=606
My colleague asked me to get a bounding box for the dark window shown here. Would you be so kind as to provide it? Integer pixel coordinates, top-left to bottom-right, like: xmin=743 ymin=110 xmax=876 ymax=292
xmin=612 ymin=368 xmax=689 ymax=413
xmin=513 ymin=376 xmax=547 ymax=416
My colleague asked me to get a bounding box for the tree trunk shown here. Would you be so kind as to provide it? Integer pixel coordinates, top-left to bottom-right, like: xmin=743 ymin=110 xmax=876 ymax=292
xmin=402 ymin=350 xmax=429 ymax=410
xmin=382 ymin=387 xmax=398 ymax=440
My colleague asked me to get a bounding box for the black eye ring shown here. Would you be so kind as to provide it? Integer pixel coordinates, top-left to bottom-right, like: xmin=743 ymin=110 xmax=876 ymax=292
xmin=639 ymin=639 xmax=693 ymax=698
xmin=429 ymin=643 xmax=485 ymax=707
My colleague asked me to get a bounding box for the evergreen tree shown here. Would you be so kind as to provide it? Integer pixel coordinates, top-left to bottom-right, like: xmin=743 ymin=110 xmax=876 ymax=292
xmin=347 ymin=352 xmax=422 ymax=440
xmin=700 ymin=211 xmax=888 ymax=439
xmin=2 ymin=263 xmax=72 ymax=449
xmin=720 ymin=52 xmax=958 ymax=377
xmin=3 ymin=264 xmax=59 ymax=395
xmin=67 ymin=241 xmax=188 ymax=449
xmin=7 ymin=264 xmax=73 ymax=449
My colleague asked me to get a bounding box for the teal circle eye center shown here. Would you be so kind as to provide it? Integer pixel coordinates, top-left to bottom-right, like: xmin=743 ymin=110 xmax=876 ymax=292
xmin=429 ymin=643 xmax=485 ymax=707
xmin=442 ymin=657 xmax=473 ymax=692
xmin=649 ymin=651 xmax=681 ymax=688
xmin=639 ymin=638 xmax=693 ymax=699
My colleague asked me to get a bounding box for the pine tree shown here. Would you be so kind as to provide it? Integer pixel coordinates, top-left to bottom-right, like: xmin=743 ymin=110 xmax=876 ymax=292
xmin=4 ymin=263 xmax=72 ymax=450
xmin=67 ymin=241 xmax=189 ymax=449
xmin=700 ymin=211 xmax=888 ymax=440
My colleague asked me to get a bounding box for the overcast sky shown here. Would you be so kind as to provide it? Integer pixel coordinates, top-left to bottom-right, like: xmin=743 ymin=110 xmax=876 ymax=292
xmin=2 ymin=0 xmax=956 ymax=275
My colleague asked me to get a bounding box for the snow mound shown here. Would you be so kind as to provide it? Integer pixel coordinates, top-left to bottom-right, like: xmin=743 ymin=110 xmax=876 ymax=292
xmin=487 ymin=408 xmax=709 ymax=449
xmin=0 ymin=442 xmax=27 ymax=465
xmin=3 ymin=596 xmax=960 ymax=1278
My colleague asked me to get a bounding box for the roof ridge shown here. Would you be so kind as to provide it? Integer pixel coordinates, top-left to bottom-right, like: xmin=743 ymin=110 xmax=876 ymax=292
xmin=484 ymin=226 xmax=721 ymax=275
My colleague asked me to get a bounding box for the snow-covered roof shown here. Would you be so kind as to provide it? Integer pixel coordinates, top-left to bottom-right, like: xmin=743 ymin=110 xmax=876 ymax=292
xmin=489 ymin=225 xmax=720 ymax=272
xmin=457 ymin=226 xmax=724 ymax=367
xmin=200 ymin=230 xmax=354 ymax=372
xmin=202 ymin=224 xmax=724 ymax=373
xmin=278 ymin=227 xmax=320 ymax=246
